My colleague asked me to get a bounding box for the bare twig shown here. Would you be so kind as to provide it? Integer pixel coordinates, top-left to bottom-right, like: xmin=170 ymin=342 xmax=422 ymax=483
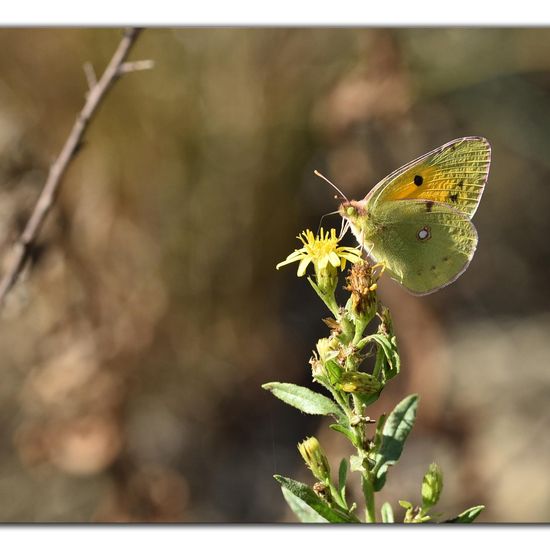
xmin=0 ymin=27 xmax=152 ymax=308
xmin=83 ymin=61 xmax=98 ymax=90
xmin=119 ymin=59 xmax=155 ymax=74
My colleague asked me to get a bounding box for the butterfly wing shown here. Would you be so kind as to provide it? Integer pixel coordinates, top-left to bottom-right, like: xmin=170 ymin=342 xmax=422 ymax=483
xmin=367 ymin=199 xmax=478 ymax=295
xmin=367 ymin=136 xmax=491 ymax=219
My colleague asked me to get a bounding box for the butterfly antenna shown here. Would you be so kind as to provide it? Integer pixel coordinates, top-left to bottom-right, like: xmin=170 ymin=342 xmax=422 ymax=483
xmin=314 ymin=170 xmax=349 ymax=202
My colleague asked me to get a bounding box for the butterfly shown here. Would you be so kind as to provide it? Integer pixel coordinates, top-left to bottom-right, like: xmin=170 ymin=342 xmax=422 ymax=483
xmin=324 ymin=136 xmax=491 ymax=295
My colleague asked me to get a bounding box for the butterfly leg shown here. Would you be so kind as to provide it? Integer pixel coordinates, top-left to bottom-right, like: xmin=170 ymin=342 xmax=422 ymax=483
xmin=338 ymin=217 xmax=350 ymax=240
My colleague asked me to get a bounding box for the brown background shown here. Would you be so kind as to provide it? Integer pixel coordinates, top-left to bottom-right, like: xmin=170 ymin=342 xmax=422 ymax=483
xmin=0 ymin=28 xmax=549 ymax=522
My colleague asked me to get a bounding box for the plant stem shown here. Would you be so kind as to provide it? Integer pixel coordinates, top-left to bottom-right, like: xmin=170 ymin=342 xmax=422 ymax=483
xmin=308 ymin=279 xmax=340 ymax=318
xmin=347 ymin=393 xmax=378 ymax=523
xmin=361 ymin=474 xmax=376 ymax=523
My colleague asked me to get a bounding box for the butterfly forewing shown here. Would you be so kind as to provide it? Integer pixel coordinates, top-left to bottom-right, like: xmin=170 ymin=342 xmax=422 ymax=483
xmin=368 ymin=136 xmax=491 ymax=219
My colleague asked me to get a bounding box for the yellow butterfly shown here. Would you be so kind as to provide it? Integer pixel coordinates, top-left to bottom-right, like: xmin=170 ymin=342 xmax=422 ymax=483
xmin=327 ymin=137 xmax=491 ymax=295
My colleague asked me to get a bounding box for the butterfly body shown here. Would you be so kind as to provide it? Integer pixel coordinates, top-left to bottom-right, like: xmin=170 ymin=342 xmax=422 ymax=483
xmin=338 ymin=137 xmax=491 ymax=295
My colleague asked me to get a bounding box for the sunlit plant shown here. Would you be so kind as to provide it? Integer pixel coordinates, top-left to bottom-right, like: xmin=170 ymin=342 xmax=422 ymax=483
xmin=263 ymin=228 xmax=484 ymax=523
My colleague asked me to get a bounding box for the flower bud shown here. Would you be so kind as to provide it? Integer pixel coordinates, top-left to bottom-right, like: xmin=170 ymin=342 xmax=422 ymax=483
xmin=315 ymin=262 xmax=339 ymax=297
xmin=313 ymin=481 xmax=329 ymax=499
xmin=338 ymin=371 xmax=381 ymax=395
xmin=298 ymin=437 xmax=331 ymax=482
xmin=422 ymin=463 xmax=443 ymax=510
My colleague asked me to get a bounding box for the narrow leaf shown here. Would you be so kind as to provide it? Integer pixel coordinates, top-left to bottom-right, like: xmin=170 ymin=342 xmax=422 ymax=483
xmin=372 ymin=413 xmax=387 ymax=453
xmin=356 ymin=389 xmax=382 ymax=408
xmin=446 ymin=505 xmax=485 ymax=524
xmin=338 ymin=458 xmax=348 ymax=505
xmin=262 ymin=382 xmax=345 ymax=422
xmin=381 ymin=502 xmax=394 ymax=523
xmin=324 ymin=360 xmax=343 ymax=386
xmin=329 ymin=424 xmax=357 ymax=446
xmin=370 ymin=333 xmax=400 ymax=382
xmin=281 ymin=487 xmax=328 ymax=523
xmin=275 ymin=475 xmax=358 ymax=523
xmin=373 ymin=394 xmax=418 ymax=491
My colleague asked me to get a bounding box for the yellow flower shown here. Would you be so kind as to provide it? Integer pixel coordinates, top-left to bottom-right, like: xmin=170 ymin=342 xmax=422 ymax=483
xmin=276 ymin=228 xmax=361 ymax=277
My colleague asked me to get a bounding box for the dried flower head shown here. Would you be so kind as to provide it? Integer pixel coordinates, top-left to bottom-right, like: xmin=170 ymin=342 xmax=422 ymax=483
xmin=345 ymin=261 xmax=384 ymax=317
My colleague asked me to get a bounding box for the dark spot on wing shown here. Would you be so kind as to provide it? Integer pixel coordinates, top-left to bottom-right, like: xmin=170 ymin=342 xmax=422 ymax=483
xmin=414 ymin=175 xmax=423 ymax=186
xmin=449 ymin=192 xmax=459 ymax=203
xmin=458 ymin=180 xmax=464 ymax=189
xmin=430 ymin=265 xmax=436 ymax=271
xmin=443 ymin=256 xmax=449 ymax=262
xmin=425 ymin=201 xmax=434 ymax=212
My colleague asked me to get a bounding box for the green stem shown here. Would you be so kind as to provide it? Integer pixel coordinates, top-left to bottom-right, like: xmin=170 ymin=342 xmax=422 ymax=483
xmin=352 ymin=318 xmax=368 ymax=346
xmin=307 ymin=277 xmax=339 ymax=318
xmin=328 ymin=385 xmax=351 ymax=416
xmin=351 ymin=394 xmax=363 ymax=416
xmin=349 ymin=394 xmax=378 ymax=523
xmin=361 ymin=474 xmax=376 ymax=523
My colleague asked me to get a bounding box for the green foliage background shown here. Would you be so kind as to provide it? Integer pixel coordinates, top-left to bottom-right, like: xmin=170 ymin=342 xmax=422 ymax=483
xmin=0 ymin=28 xmax=549 ymax=521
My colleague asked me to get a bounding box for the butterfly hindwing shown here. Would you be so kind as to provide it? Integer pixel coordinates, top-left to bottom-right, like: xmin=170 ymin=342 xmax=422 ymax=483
xmin=367 ymin=199 xmax=478 ymax=295
xmin=368 ymin=136 xmax=491 ymax=219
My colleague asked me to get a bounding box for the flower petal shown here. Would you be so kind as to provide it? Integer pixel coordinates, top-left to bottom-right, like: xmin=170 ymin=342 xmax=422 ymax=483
xmin=276 ymin=250 xmax=305 ymax=269
xmin=328 ymin=251 xmax=341 ymax=267
xmin=297 ymin=257 xmax=312 ymax=277
xmin=318 ymin=255 xmax=329 ymax=270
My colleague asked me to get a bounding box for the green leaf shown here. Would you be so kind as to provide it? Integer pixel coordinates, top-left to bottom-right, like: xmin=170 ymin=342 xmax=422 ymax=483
xmin=370 ymin=333 xmax=400 ymax=382
xmin=338 ymin=459 xmax=348 ymax=505
xmin=356 ymin=390 xmax=382 ymax=408
xmin=445 ymin=505 xmax=485 ymax=524
xmin=329 ymin=424 xmax=357 ymax=446
xmin=398 ymin=500 xmax=413 ymax=510
xmin=373 ymin=394 xmax=418 ymax=491
xmin=372 ymin=413 xmax=387 ymax=453
xmin=324 ymin=360 xmax=343 ymax=386
xmin=381 ymin=502 xmax=394 ymax=523
xmin=262 ymin=382 xmax=345 ymax=423
xmin=275 ymin=475 xmax=359 ymax=523
xmin=281 ymin=487 xmax=328 ymax=523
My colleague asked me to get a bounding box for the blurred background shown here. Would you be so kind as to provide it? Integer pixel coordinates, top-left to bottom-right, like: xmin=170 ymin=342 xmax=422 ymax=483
xmin=0 ymin=27 xmax=549 ymax=523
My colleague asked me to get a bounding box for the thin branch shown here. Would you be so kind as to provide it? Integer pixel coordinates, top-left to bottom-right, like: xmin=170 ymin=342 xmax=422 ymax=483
xmin=119 ymin=59 xmax=155 ymax=74
xmin=0 ymin=27 xmax=152 ymax=308
xmin=83 ymin=61 xmax=97 ymax=90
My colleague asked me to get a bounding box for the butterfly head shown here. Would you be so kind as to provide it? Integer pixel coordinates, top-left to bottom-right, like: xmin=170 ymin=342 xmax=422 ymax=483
xmin=337 ymin=198 xmax=372 ymax=246
xmin=338 ymin=199 xmax=367 ymax=224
